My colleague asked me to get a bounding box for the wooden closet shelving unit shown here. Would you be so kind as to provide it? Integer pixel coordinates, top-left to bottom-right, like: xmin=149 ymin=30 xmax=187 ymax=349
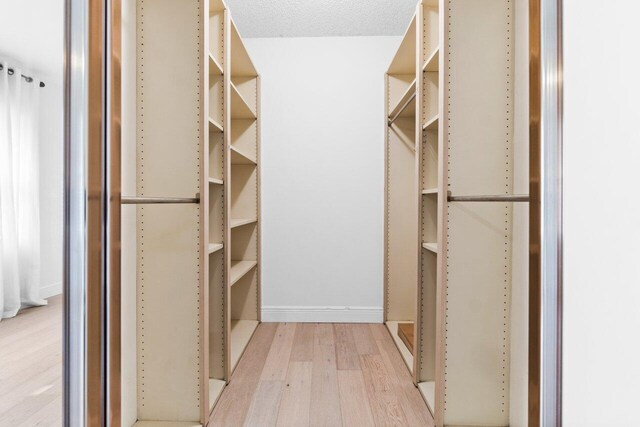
xmin=385 ymin=1 xmax=515 ymax=425
xmin=133 ymin=0 xmax=260 ymax=425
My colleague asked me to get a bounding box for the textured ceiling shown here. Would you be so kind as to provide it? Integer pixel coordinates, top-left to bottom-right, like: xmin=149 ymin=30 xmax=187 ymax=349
xmin=225 ymin=0 xmax=419 ymax=38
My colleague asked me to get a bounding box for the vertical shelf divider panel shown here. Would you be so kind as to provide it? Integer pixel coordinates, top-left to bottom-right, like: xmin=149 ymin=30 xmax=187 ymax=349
xmin=134 ymin=0 xmax=205 ymax=424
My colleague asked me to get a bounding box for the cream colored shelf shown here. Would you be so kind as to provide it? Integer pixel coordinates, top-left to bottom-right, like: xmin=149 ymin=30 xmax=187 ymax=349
xmin=230 ymin=218 xmax=257 ymax=229
xmin=423 ymin=46 xmax=439 ymax=72
xmin=230 ymin=145 xmax=257 ymax=165
xmin=388 ymin=15 xmax=417 ymax=75
xmin=230 ymin=319 xmax=259 ymax=372
xmin=208 ymin=177 xmax=223 ymax=185
xmin=422 ymin=187 xmax=438 ymax=195
xmin=209 ymin=117 xmax=223 ymax=133
xmin=389 ymin=79 xmax=417 ymax=120
xmin=230 ymin=260 xmax=257 ymax=286
xmin=209 ymin=51 xmax=223 ymax=76
xmin=385 ymin=321 xmax=413 ymax=373
xmin=422 ymin=242 xmax=438 ymax=253
xmin=230 ymin=20 xmax=258 ymax=77
xmin=230 ymin=82 xmax=256 ymax=120
xmin=209 ymin=378 xmax=226 ymax=411
xmin=423 ymin=114 xmax=439 ymax=131
xmin=208 ymin=243 xmax=223 ymax=254
xmin=418 ymin=381 xmax=436 ymax=416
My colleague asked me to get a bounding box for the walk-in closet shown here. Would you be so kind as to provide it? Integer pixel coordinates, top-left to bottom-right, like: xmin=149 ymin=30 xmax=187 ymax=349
xmin=120 ymin=0 xmax=529 ymax=425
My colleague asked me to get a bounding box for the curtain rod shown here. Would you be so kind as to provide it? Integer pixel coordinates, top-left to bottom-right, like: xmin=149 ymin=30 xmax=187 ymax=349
xmin=0 ymin=64 xmax=45 ymax=87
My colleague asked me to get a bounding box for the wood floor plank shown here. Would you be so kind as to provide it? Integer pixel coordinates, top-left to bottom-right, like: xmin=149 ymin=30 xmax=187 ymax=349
xmin=211 ymin=323 xmax=278 ymax=426
xmin=276 ymin=362 xmax=312 ymax=426
xmin=243 ymin=380 xmax=284 ymax=427
xmin=351 ymin=324 xmax=380 ymax=355
xmin=260 ymin=323 xmax=297 ymax=381
xmin=369 ymin=323 xmax=389 ymax=341
xmin=337 ymin=370 xmax=375 ymax=427
xmin=333 ymin=324 xmax=360 ymax=370
xmin=289 ymin=323 xmax=315 ymax=362
xmin=360 ymin=354 xmax=409 ymax=426
xmin=310 ymin=337 xmax=342 ymax=427
xmin=314 ymin=323 xmax=334 ymax=347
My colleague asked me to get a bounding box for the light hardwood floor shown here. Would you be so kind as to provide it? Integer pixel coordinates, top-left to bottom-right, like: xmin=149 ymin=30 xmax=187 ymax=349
xmin=0 ymin=296 xmax=62 ymax=427
xmin=211 ymin=323 xmax=434 ymax=427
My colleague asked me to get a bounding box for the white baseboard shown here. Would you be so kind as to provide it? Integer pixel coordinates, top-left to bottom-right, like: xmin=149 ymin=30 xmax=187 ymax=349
xmin=40 ymin=282 xmax=62 ymax=300
xmin=261 ymin=305 xmax=383 ymax=323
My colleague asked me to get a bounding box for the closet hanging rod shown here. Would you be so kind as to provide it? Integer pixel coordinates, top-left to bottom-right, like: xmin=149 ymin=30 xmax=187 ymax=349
xmin=447 ymin=193 xmax=529 ymax=202
xmin=0 ymin=64 xmax=46 ymax=87
xmin=121 ymin=195 xmax=200 ymax=204
xmin=388 ymin=92 xmax=416 ymax=125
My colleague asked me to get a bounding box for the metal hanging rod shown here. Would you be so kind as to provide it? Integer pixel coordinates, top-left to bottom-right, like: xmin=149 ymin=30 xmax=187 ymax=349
xmin=0 ymin=64 xmax=46 ymax=87
xmin=388 ymin=92 xmax=416 ymax=126
xmin=447 ymin=192 xmax=529 ymax=202
xmin=121 ymin=195 xmax=200 ymax=205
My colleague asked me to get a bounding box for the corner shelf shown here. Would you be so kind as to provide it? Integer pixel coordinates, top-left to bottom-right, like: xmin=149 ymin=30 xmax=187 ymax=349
xmin=230 ymin=82 xmax=256 ymax=119
xmin=230 ymin=319 xmax=259 ymax=373
xmin=423 ymin=114 xmax=439 ymax=131
xmin=230 ymin=218 xmax=257 ymax=229
xmin=389 ymin=79 xmax=417 ymax=120
xmin=422 ymin=242 xmax=438 ymax=253
xmin=385 ymin=321 xmax=414 ymax=373
xmin=209 ymin=51 xmax=223 ymax=76
xmin=208 ymin=243 xmax=223 ymax=254
xmin=209 ymin=117 xmax=223 ymax=133
xmin=230 ymin=260 xmax=257 ymax=286
xmin=208 ymin=379 xmax=226 ymax=412
xmin=230 ymin=145 xmax=257 ymax=165
xmin=418 ymin=381 xmax=436 ymax=415
xmin=423 ymin=46 xmax=439 ymax=72
xmin=208 ymin=177 xmax=223 ymax=185
xmin=422 ymin=187 xmax=438 ymax=195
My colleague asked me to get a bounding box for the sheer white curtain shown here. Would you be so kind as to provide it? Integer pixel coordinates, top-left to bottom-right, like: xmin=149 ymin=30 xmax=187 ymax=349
xmin=0 ymin=62 xmax=45 ymax=319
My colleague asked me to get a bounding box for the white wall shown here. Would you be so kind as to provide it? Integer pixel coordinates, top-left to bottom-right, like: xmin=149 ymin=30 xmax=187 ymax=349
xmin=563 ymin=1 xmax=640 ymax=425
xmin=0 ymin=0 xmax=65 ymax=299
xmin=245 ymin=36 xmax=400 ymax=322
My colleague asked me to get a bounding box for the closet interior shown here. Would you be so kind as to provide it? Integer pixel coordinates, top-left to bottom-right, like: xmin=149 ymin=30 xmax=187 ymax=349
xmin=129 ymin=0 xmax=260 ymax=424
xmin=385 ymin=0 xmax=523 ymax=426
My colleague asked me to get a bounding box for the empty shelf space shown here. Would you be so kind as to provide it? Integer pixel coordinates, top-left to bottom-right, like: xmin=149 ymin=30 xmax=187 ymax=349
xmin=209 ymin=118 xmax=223 ymax=133
xmin=230 ymin=218 xmax=257 ymax=228
xmin=230 ymin=260 xmax=257 ymax=286
xmin=230 ymin=319 xmax=259 ymax=372
xmin=422 ymin=187 xmax=438 ymax=195
xmin=422 ymin=242 xmax=438 ymax=253
xmin=423 ymin=46 xmax=439 ymax=72
xmin=230 ymin=82 xmax=256 ymax=119
xmin=389 ymin=79 xmax=417 ymax=120
xmin=209 ymin=378 xmax=226 ymax=411
xmin=385 ymin=321 xmax=413 ymax=373
xmin=208 ymin=243 xmax=223 ymax=254
xmin=423 ymin=114 xmax=439 ymax=131
xmin=230 ymin=145 xmax=257 ymax=165
xmin=209 ymin=51 xmax=223 ymax=76
xmin=208 ymin=177 xmax=223 ymax=185
xmin=418 ymin=381 xmax=436 ymax=415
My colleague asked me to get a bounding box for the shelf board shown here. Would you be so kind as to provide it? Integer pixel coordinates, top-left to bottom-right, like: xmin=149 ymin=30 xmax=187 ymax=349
xmin=422 ymin=242 xmax=438 ymax=253
xmin=230 ymin=319 xmax=259 ymax=372
xmin=418 ymin=381 xmax=436 ymax=416
xmin=423 ymin=46 xmax=439 ymax=72
xmin=133 ymin=422 xmax=201 ymax=427
xmin=422 ymin=187 xmax=438 ymax=195
xmin=230 ymin=218 xmax=257 ymax=229
xmin=389 ymin=79 xmax=417 ymax=120
xmin=209 ymin=378 xmax=226 ymax=412
xmin=208 ymin=177 xmax=223 ymax=185
xmin=385 ymin=321 xmax=413 ymax=373
xmin=230 ymin=20 xmax=258 ymax=77
xmin=230 ymin=82 xmax=256 ymax=120
xmin=209 ymin=51 xmax=223 ymax=76
xmin=209 ymin=117 xmax=223 ymax=133
xmin=388 ymin=15 xmax=417 ymax=74
xmin=230 ymin=145 xmax=257 ymax=165
xmin=208 ymin=243 xmax=223 ymax=254
xmin=230 ymin=260 xmax=257 ymax=286
xmin=423 ymin=114 xmax=439 ymax=131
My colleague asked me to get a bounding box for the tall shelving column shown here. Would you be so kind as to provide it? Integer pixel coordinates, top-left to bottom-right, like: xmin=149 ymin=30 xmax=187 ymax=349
xmin=383 ymin=13 xmax=419 ymax=375
xmin=225 ymin=15 xmax=261 ymax=378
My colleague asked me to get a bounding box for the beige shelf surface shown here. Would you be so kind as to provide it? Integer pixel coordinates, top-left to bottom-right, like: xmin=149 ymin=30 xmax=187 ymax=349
xmin=388 ymin=15 xmax=417 ymax=74
xmin=385 ymin=321 xmax=414 ymax=373
xmin=209 ymin=51 xmax=223 ymax=76
xmin=418 ymin=381 xmax=436 ymax=415
xmin=422 ymin=187 xmax=438 ymax=195
xmin=208 ymin=243 xmax=223 ymax=254
xmin=389 ymin=79 xmax=417 ymax=120
xmin=209 ymin=117 xmax=223 ymax=133
xmin=230 ymin=260 xmax=257 ymax=286
xmin=208 ymin=177 xmax=223 ymax=185
xmin=422 ymin=242 xmax=438 ymax=253
xmin=230 ymin=319 xmax=259 ymax=372
xmin=230 ymin=218 xmax=257 ymax=229
xmin=230 ymin=82 xmax=256 ymax=120
xmin=208 ymin=378 xmax=226 ymax=411
xmin=230 ymin=20 xmax=258 ymax=77
xmin=423 ymin=46 xmax=439 ymax=72
xmin=423 ymin=114 xmax=439 ymax=131
xmin=230 ymin=145 xmax=257 ymax=165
